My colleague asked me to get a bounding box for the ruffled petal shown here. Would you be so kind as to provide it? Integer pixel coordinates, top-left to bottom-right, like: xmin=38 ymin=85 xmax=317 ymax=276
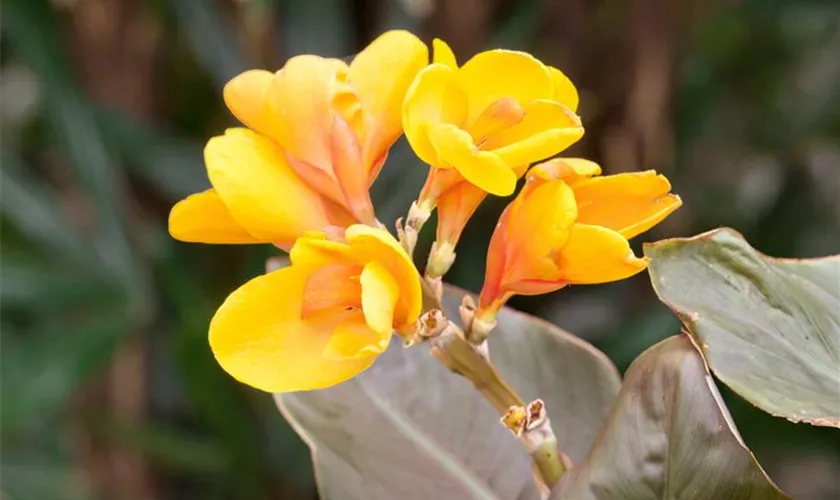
xmin=349 ymin=30 xmax=428 ymax=170
xmin=360 ymin=261 xmax=399 ymax=335
xmin=527 ymin=158 xmax=601 ymax=185
xmin=555 ymin=224 xmax=649 ymax=284
xmin=205 ymin=128 xmax=352 ymax=247
xmin=209 ymin=267 xmax=375 ymax=393
xmin=223 ymin=70 xmax=277 ymax=137
xmin=571 ymin=171 xmax=682 ymax=238
xmin=458 ymin=50 xmax=554 ymax=125
xmin=548 ymin=66 xmax=579 ymax=112
xmin=487 ymin=100 xmax=584 ymax=166
xmin=402 ymin=63 xmax=468 ymax=166
xmin=344 ymin=225 xmax=422 ymax=327
xmin=429 ymin=124 xmax=516 ymax=196
xmin=169 ymin=189 xmax=260 ymax=244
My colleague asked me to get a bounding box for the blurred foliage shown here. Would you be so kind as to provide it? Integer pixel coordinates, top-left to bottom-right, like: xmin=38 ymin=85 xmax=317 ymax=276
xmin=1 ymin=0 xmax=839 ymax=499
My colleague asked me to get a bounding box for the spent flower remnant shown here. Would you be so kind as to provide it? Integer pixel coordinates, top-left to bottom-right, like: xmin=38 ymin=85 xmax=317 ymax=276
xmin=402 ymin=38 xmax=583 ymax=276
xmin=169 ymin=30 xmax=428 ymax=248
xmin=210 ymin=225 xmax=422 ymax=393
xmin=476 ymin=158 xmax=682 ymax=323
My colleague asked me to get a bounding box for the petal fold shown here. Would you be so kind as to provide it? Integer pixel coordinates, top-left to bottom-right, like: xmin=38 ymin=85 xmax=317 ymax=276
xmin=488 ymin=100 xmax=584 ymax=166
xmin=429 ymin=124 xmax=516 ymax=196
xmin=360 ymin=261 xmax=399 ymax=335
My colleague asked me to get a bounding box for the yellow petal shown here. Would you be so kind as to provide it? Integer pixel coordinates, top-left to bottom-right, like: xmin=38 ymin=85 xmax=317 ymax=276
xmin=487 ymin=100 xmax=584 ymax=166
xmin=504 ymin=180 xmax=578 ymax=283
xmin=209 ymin=266 xmax=375 ymax=393
xmin=572 ymin=171 xmax=682 ymax=238
xmin=223 ymin=70 xmax=276 ymax=137
xmin=289 ymin=232 xmax=353 ymax=268
xmin=349 ymin=30 xmax=428 ymax=169
xmin=458 ymin=50 xmax=554 ymax=125
xmin=205 ymin=128 xmax=346 ymax=247
xmin=548 ymin=66 xmax=579 ymax=112
xmin=555 ymin=224 xmax=648 ymax=284
xmin=344 ymin=225 xmax=422 ymax=327
xmin=402 ymin=64 xmax=468 ymax=166
xmin=323 ymin=316 xmax=391 ymax=360
xmin=428 ymin=123 xmax=516 ymax=196
xmin=360 ymin=260 xmax=399 ymax=335
xmin=527 ymin=158 xmax=601 ymax=185
xmin=267 ymin=55 xmax=346 ymax=171
xmin=169 ymin=189 xmax=260 ymax=244
xmin=433 ymin=38 xmax=457 ymax=69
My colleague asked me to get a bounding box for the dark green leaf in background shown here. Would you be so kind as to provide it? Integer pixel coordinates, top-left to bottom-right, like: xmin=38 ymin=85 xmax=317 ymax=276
xmin=552 ymin=335 xmax=790 ymax=500
xmin=645 ymin=228 xmax=840 ymax=428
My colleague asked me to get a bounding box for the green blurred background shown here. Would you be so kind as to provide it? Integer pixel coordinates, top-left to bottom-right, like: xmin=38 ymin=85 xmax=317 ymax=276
xmin=1 ymin=0 xmax=839 ymax=498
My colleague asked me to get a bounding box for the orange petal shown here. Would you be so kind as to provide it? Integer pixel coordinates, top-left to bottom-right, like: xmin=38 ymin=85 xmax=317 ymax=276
xmin=349 ymin=30 xmax=428 ymax=171
xmin=527 ymin=158 xmax=602 ymax=186
xmin=486 ymin=100 xmax=584 ymax=167
xmin=301 ymin=263 xmax=363 ymax=319
xmin=555 ymin=224 xmax=649 ymax=284
xmin=571 ymin=171 xmax=682 ymax=238
xmin=436 ymin=181 xmax=488 ymax=245
xmin=205 ymin=128 xmax=352 ymax=247
xmin=503 ymin=180 xmax=578 ymax=284
xmin=428 ymin=124 xmax=516 ymax=196
xmin=209 ymin=266 xmax=375 ymax=393
xmin=458 ymin=50 xmax=554 ymax=126
xmin=223 ymin=70 xmax=277 ymax=137
xmin=402 ymin=63 xmax=468 ymax=166
xmin=329 ymin=116 xmax=376 ymax=224
xmin=169 ymin=189 xmax=260 ymax=244
xmin=469 ymin=97 xmax=526 ymax=144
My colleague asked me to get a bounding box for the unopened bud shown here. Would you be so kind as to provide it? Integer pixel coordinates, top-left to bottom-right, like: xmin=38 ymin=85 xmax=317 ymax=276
xmin=426 ymin=241 xmax=456 ymax=278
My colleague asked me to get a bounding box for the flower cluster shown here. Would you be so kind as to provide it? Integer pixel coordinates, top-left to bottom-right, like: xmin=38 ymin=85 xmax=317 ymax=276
xmin=169 ymin=30 xmax=681 ymax=393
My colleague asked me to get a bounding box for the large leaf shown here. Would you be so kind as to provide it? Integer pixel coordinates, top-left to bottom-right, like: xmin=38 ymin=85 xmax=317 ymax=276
xmin=276 ymin=286 xmax=621 ymax=500
xmin=645 ymin=228 xmax=840 ymax=427
xmin=552 ymin=335 xmax=790 ymax=500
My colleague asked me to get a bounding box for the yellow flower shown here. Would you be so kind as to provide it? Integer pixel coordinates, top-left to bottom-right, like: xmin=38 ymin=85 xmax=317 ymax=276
xmin=210 ymin=225 xmax=422 ymax=393
xmin=477 ymin=158 xmax=682 ymax=321
xmin=169 ymin=31 xmax=428 ymax=248
xmin=402 ymin=39 xmax=583 ymax=275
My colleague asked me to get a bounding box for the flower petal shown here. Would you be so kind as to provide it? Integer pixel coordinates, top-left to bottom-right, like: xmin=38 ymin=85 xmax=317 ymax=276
xmin=572 ymin=171 xmax=682 ymax=238
xmin=169 ymin=189 xmax=260 ymax=244
xmin=323 ymin=316 xmax=391 ymax=360
xmin=402 ymin=63 xmax=468 ymax=166
xmin=429 ymin=123 xmax=516 ymax=196
xmin=433 ymin=38 xmax=457 ymax=69
xmin=487 ymin=100 xmax=584 ymax=166
xmin=267 ymin=55 xmax=346 ymax=171
xmin=504 ymin=180 xmax=578 ymax=284
xmin=458 ymin=50 xmax=554 ymax=125
xmin=205 ymin=128 xmax=352 ymax=247
xmin=349 ymin=30 xmax=428 ymax=169
xmin=344 ymin=225 xmax=421 ymax=327
xmin=209 ymin=266 xmax=375 ymax=393
xmin=555 ymin=224 xmax=649 ymax=284
xmin=301 ymin=263 xmax=363 ymax=319
xmin=527 ymin=158 xmax=601 ymax=185
xmin=223 ymin=70 xmax=277 ymax=137
xmin=436 ymin=181 xmax=488 ymax=244
xmin=548 ymin=66 xmax=579 ymax=112
xmin=289 ymin=232 xmax=353 ymax=268
xmin=360 ymin=260 xmax=399 ymax=335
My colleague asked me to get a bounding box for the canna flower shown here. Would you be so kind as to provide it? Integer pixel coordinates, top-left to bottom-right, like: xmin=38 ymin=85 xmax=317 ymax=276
xmin=169 ymin=30 xmax=428 ymax=248
xmin=402 ymin=39 xmax=583 ymax=275
xmin=476 ymin=158 xmax=682 ymax=322
xmin=210 ymin=225 xmax=422 ymax=393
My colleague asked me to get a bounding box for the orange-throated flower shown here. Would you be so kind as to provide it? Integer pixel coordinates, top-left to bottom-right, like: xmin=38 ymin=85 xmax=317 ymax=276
xmin=476 ymin=158 xmax=682 ymax=322
xmin=401 ymin=39 xmax=583 ymax=276
xmin=169 ymin=30 xmax=428 ymax=248
xmin=210 ymin=225 xmax=422 ymax=393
